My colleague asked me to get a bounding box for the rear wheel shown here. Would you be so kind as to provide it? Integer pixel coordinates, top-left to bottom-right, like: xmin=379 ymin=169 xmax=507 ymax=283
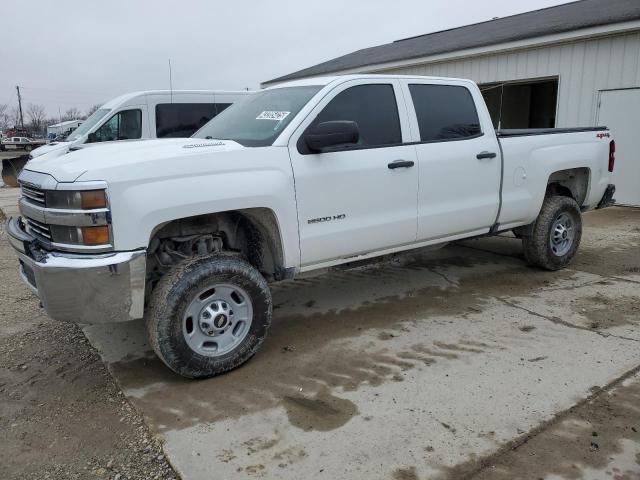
xmin=522 ymin=195 xmax=582 ymax=270
xmin=146 ymin=254 xmax=272 ymax=378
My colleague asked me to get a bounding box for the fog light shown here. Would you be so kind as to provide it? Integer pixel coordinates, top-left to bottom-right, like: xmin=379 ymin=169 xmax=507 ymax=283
xmin=82 ymin=226 xmax=110 ymax=245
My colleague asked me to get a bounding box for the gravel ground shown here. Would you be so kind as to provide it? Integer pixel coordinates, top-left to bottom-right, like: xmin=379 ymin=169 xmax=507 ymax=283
xmin=0 ymin=223 xmax=179 ymax=480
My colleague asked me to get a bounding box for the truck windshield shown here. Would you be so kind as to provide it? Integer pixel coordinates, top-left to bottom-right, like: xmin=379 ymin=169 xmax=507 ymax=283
xmin=66 ymin=108 xmax=110 ymax=142
xmin=193 ymin=86 xmax=322 ymax=147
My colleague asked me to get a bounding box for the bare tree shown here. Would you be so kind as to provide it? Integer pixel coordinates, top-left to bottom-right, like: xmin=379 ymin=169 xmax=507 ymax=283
xmin=86 ymin=104 xmax=102 ymax=117
xmin=62 ymin=107 xmax=82 ymax=121
xmin=9 ymin=106 xmax=22 ymax=127
xmin=26 ymin=103 xmax=47 ymax=133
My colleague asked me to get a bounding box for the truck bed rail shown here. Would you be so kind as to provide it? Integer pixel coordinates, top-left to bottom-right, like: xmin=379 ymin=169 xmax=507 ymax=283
xmin=496 ymin=127 xmax=608 ymax=138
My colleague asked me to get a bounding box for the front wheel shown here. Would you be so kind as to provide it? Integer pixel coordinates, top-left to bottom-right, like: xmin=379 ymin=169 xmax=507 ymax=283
xmin=146 ymin=254 xmax=272 ymax=378
xmin=522 ymin=195 xmax=582 ymax=271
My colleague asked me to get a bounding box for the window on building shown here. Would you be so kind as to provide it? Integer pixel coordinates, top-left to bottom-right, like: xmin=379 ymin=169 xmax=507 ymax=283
xmin=481 ymin=78 xmax=558 ymax=129
xmin=310 ymin=84 xmax=402 ymax=148
xmin=155 ymin=103 xmax=231 ymax=138
xmin=90 ymin=109 xmax=142 ymax=142
xmin=409 ymin=84 xmax=481 ymax=142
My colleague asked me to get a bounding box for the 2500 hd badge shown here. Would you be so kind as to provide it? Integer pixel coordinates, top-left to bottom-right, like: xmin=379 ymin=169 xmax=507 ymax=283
xmin=307 ymin=214 xmax=346 ymax=224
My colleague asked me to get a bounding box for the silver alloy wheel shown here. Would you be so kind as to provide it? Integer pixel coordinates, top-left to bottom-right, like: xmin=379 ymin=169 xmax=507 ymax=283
xmin=183 ymin=283 xmax=253 ymax=357
xmin=549 ymin=212 xmax=575 ymax=257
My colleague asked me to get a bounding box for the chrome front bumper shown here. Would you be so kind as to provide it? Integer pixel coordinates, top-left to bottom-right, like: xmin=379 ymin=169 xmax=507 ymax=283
xmin=7 ymin=216 xmax=146 ymax=324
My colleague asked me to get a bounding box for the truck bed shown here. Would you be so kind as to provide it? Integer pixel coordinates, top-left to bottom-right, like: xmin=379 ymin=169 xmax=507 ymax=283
xmin=495 ymin=126 xmax=612 ymax=231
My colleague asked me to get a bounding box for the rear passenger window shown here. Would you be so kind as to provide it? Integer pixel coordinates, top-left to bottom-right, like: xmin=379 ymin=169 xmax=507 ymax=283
xmin=409 ymin=84 xmax=481 ymax=142
xmin=310 ymin=84 xmax=402 ymax=149
xmin=156 ymin=103 xmax=231 ymax=138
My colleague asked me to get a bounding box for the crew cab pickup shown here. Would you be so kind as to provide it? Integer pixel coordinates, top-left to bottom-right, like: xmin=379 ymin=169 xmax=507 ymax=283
xmin=6 ymin=74 xmax=616 ymax=378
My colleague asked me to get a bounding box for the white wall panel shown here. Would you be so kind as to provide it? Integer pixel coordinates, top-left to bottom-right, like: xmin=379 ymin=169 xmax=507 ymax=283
xmin=382 ymin=31 xmax=640 ymax=127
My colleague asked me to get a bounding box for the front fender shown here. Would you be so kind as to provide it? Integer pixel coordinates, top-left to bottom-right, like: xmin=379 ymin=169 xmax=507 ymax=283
xmin=104 ymin=148 xmax=300 ymax=269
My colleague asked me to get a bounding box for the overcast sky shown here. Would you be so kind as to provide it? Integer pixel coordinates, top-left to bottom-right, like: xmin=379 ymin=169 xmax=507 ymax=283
xmin=0 ymin=0 xmax=572 ymax=117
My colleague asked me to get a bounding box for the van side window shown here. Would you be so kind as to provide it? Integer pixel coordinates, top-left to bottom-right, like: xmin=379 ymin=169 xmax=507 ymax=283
xmin=156 ymin=103 xmax=231 ymax=138
xmin=408 ymin=84 xmax=481 ymax=142
xmin=90 ymin=109 xmax=142 ymax=143
xmin=309 ymin=84 xmax=402 ymax=149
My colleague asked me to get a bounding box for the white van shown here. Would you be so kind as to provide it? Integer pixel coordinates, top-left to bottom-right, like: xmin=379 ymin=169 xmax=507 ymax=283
xmin=30 ymin=90 xmax=249 ymax=159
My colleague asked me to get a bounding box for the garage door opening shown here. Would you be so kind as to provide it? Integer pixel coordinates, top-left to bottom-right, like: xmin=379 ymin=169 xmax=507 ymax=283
xmin=481 ymin=78 xmax=558 ymax=129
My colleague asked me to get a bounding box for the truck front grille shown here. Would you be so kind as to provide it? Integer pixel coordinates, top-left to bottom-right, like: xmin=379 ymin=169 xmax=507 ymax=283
xmin=20 ymin=183 xmax=46 ymax=206
xmin=25 ymin=217 xmax=52 ymax=242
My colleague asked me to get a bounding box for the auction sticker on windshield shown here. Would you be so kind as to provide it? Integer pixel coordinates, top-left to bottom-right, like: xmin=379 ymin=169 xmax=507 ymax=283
xmin=256 ymin=111 xmax=290 ymax=121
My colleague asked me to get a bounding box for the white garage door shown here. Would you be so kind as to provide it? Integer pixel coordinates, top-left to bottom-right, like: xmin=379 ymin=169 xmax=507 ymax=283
xmin=597 ymin=88 xmax=640 ymax=206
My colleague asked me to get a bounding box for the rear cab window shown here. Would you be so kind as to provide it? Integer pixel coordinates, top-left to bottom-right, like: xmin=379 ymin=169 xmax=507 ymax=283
xmin=408 ymin=84 xmax=481 ymax=142
xmin=155 ymin=103 xmax=231 ymax=138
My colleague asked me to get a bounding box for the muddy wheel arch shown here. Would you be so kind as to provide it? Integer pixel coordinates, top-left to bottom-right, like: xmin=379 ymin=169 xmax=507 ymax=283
xmin=146 ymin=208 xmax=288 ymax=298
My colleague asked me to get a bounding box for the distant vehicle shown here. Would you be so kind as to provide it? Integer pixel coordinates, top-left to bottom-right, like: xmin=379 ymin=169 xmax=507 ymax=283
xmin=8 ymin=74 xmax=617 ymax=379
xmin=28 ymin=90 xmax=250 ymax=160
xmin=0 ymin=137 xmax=46 ymax=152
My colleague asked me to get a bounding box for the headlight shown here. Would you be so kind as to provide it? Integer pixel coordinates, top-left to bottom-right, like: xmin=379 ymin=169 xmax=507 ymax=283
xmin=46 ymin=189 xmax=107 ymax=210
xmin=44 ymin=188 xmax=111 ymax=248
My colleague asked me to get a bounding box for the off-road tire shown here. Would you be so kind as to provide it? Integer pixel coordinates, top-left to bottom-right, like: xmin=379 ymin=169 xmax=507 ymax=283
xmin=522 ymin=195 xmax=582 ymax=271
xmin=146 ymin=253 xmax=272 ymax=378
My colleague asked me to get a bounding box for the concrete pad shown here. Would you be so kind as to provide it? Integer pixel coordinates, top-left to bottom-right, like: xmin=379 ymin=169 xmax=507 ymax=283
xmin=83 ymin=236 xmax=640 ymax=480
xmin=471 ymin=373 xmax=640 ymax=480
xmin=507 ymin=277 xmax=640 ymax=341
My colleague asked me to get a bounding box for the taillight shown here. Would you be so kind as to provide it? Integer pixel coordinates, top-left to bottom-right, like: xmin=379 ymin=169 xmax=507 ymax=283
xmin=609 ymin=140 xmax=615 ymax=172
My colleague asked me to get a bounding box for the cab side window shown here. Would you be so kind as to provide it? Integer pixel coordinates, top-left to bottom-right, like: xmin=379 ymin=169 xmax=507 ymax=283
xmin=90 ymin=109 xmax=142 ymax=143
xmin=408 ymin=84 xmax=481 ymax=142
xmin=155 ymin=103 xmax=231 ymax=138
xmin=307 ymin=84 xmax=402 ymax=150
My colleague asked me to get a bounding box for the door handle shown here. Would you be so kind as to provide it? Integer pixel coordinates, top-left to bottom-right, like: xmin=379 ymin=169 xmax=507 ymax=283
xmin=388 ymin=160 xmax=415 ymax=169
xmin=477 ymin=151 xmax=497 ymax=160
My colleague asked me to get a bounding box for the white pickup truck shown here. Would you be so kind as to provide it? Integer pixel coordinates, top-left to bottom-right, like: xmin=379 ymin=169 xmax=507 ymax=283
xmin=7 ymin=74 xmax=616 ymax=378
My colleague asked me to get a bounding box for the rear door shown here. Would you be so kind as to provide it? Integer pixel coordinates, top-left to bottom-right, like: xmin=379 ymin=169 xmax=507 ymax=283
xmin=289 ymin=79 xmax=418 ymax=267
xmin=400 ymin=79 xmax=501 ymax=241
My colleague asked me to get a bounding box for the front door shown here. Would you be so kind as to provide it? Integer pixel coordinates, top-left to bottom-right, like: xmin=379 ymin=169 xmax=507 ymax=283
xmin=289 ymin=80 xmax=418 ymax=267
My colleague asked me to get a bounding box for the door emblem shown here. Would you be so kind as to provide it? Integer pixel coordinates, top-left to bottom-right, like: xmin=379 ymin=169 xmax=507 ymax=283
xmin=307 ymin=214 xmax=346 ymax=225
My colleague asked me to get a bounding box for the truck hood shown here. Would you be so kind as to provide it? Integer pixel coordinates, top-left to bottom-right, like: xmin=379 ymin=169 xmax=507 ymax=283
xmin=25 ymin=138 xmax=245 ymax=182
xmin=30 ymin=141 xmax=71 ymax=158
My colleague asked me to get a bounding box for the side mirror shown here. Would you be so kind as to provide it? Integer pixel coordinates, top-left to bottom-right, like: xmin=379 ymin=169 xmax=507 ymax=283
xmin=304 ymin=121 xmax=359 ymax=152
xmin=87 ymin=132 xmax=97 ymax=143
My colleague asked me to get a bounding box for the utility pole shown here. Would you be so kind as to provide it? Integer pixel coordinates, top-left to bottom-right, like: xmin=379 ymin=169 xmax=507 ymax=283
xmin=16 ymin=86 xmax=24 ymax=128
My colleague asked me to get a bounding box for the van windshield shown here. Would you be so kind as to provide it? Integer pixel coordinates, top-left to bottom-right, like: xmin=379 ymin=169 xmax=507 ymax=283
xmin=193 ymin=86 xmax=322 ymax=147
xmin=66 ymin=108 xmax=110 ymax=142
